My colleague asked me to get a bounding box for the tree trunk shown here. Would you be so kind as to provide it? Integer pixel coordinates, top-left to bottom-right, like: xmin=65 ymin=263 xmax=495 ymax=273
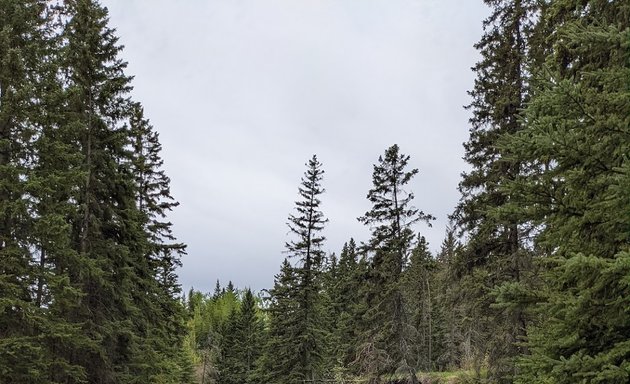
xmin=35 ymin=248 xmax=46 ymax=307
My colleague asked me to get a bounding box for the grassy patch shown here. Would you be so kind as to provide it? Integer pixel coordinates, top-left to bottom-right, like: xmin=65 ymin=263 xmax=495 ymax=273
xmin=378 ymin=370 xmax=481 ymax=384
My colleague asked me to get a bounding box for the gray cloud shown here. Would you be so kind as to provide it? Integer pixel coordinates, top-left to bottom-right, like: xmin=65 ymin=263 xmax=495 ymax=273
xmin=102 ymin=0 xmax=489 ymax=292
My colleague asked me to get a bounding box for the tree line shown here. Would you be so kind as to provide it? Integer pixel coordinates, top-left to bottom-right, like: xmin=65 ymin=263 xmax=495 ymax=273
xmin=2 ymin=0 xmax=628 ymax=383
xmin=185 ymin=1 xmax=630 ymax=383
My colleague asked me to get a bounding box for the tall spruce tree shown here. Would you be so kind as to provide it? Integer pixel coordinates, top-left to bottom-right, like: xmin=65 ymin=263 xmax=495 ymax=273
xmin=54 ymin=1 xmax=190 ymax=381
xmin=357 ymin=144 xmax=433 ymax=384
xmin=58 ymin=1 xmax=143 ymax=381
xmin=502 ymin=1 xmax=630 ymax=382
xmin=0 ymin=1 xmax=190 ymax=382
xmin=0 ymin=1 xmax=39 ymax=380
xmin=128 ymin=102 xmax=190 ymax=382
xmin=320 ymin=251 xmax=339 ymax=375
xmin=0 ymin=2 xmax=87 ymax=382
xmin=453 ymin=0 xmax=541 ymax=380
xmin=0 ymin=3 xmax=42 ymax=373
xmin=130 ymin=102 xmax=186 ymax=293
xmin=284 ymin=154 xmax=328 ymax=382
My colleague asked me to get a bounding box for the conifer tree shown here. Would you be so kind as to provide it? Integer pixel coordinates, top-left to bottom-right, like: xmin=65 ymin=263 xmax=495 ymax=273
xmin=51 ymin=1 xmax=191 ymax=381
xmin=219 ymin=307 xmax=241 ymax=384
xmin=329 ymin=239 xmax=363 ymax=371
xmin=432 ymin=226 xmax=465 ymax=371
xmin=402 ymin=236 xmax=436 ymax=371
xmin=259 ymin=259 xmax=301 ymax=384
xmin=320 ymin=252 xmax=338 ymax=374
xmin=213 ymin=279 xmax=222 ymax=299
xmin=503 ymin=1 xmax=630 ymax=382
xmin=220 ymin=289 xmax=265 ymax=384
xmin=0 ymin=1 xmax=190 ymax=381
xmin=225 ymin=280 xmax=235 ymax=294
xmin=453 ymin=0 xmax=541 ymax=379
xmin=130 ymin=102 xmax=186 ymax=294
xmin=357 ymin=144 xmax=433 ymax=384
xmin=128 ymin=101 xmax=192 ymax=382
xmin=0 ymin=2 xmax=86 ymax=382
xmin=55 ymin=1 xmax=144 ymax=381
xmin=284 ymin=154 xmax=329 ymax=382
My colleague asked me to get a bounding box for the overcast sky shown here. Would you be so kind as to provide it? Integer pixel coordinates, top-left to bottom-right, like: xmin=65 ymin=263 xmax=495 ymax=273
xmin=102 ymin=0 xmax=489 ymax=293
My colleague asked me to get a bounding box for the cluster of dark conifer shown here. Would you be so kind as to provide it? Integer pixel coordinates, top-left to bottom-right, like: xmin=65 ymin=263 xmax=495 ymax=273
xmin=2 ymin=0 xmax=628 ymax=383
xmin=185 ymin=1 xmax=630 ymax=384
xmin=0 ymin=1 xmax=192 ymax=383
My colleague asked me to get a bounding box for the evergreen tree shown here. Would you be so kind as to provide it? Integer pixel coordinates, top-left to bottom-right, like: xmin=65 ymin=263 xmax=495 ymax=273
xmin=50 ymin=1 xmax=191 ymax=381
xmin=55 ymin=1 xmax=145 ymax=381
xmin=453 ymin=0 xmax=541 ymax=379
xmin=259 ymin=259 xmax=301 ymax=384
xmin=323 ymin=238 xmax=365 ymax=377
xmin=238 ymin=289 xmax=265 ymax=384
xmin=0 ymin=1 xmax=190 ymax=382
xmin=320 ymin=252 xmax=338 ymax=374
xmin=130 ymin=102 xmax=186 ymax=294
xmin=0 ymin=2 xmax=86 ymax=382
xmin=432 ymin=226 xmax=465 ymax=371
xmin=219 ymin=307 xmax=242 ymax=384
xmin=220 ymin=289 xmax=265 ymax=384
xmin=226 ymin=280 xmax=235 ymax=294
xmin=284 ymin=154 xmax=329 ymax=382
xmin=0 ymin=3 xmax=42 ymax=375
xmin=128 ymin=101 xmax=191 ymax=382
xmin=402 ymin=236 xmax=436 ymax=372
xmin=502 ymin=1 xmax=630 ymax=382
xmin=213 ymin=279 xmax=222 ymax=299
xmin=357 ymin=144 xmax=433 ymax=383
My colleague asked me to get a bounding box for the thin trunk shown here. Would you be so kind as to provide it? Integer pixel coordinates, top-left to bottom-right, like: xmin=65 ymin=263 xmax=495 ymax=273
xmin=80 ymin=115 xmax=92 ymax=253
xmin=303 ymin=184 xmax=315 ymax=381
xmin=407 ymin=364 xmax=419 ymax=384
xmin=0 ymin=82 xmax=11 ymax=251
xmin=426 ymin=276 xmax=432 ymax=370
xmin=35 ymin=248 xmax=46 ymax=307
xmin=201 ymin=353 xmax=207 ymax=384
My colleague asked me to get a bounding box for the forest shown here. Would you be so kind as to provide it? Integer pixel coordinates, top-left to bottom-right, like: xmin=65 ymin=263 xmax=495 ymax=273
xmin=0 ymin=0 xmax=628 ymax=383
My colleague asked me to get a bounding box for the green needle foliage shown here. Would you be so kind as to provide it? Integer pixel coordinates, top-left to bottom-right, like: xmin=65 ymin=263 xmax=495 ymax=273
xmin=285 ymin=155 xmax=329 ymax=382
xmin=219 ymin=289 xmax=264 ymax=384
xmin=259 ymin=260 xmax=302 ymax=384
xmin=452 ymin=0 xmax=542 ymax=380
xmin=503 ymin=1 xmax=630 ymax=382
xmin=357 ymin=144 xmax=434 ymax=384
xmin=0 ymin=1 xmax=191 ymax=382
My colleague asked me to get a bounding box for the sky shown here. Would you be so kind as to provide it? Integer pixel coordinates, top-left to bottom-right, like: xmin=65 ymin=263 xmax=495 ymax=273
xmin=101 ymin=0 xmax=489 ymax=293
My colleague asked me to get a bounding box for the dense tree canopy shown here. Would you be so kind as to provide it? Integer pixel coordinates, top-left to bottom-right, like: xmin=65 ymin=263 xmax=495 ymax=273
xmin=0 ymin=1 xmax=190 ymax=383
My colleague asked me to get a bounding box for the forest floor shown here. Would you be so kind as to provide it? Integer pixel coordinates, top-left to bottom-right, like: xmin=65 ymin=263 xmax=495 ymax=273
xmin=192 ymin=369 xmax=479 ymax=384
xmin=385 ymin=370 xmax=478 ymax=384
